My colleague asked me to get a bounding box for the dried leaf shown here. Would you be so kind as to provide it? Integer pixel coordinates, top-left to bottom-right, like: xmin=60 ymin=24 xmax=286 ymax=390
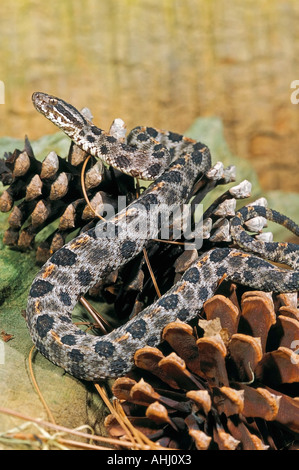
xmin=0 ymin=330 xmax=14 ymax=342
xmin=198 ymin=317 xmax=223 ymax=337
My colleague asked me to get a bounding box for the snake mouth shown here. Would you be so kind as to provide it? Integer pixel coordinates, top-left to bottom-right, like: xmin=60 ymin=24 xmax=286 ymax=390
xmin=32 ymin=92 xmax=58 ymax=114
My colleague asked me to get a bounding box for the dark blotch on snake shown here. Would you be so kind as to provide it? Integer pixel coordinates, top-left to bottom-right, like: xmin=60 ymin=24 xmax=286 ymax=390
xmin=125 ymin=318 xmax=147 ymax=339
xmin=198 ymin=286 xmax=209 ymax=300
xmin=177 ymin=308 xmax=189 ymax=321
xmin=168 ymin=131 xmax=183 ymax=142
xmin=35 ymin=339 xmax=48 ymax=358
xmin=146 ymin=127 xmax=158 ymax=138
xmin=246 ymin=257 xmax=270 ymax=269
xmin=242 ymin=270 xmax=255 ymax=283
xmin=51 ymin=247 xmax=77 ymax=267
xmin=91 ymin=126 xmax=102 ymax=135
xmin=140 ymin=193 xmax=158 ymax=210
xmin=153 ymin=151 xmax=165 ymax=159
xmin=94 ymin=340 xmax=115 ymax=358
xmin=137 ymin=132 xmax=150 ymax=142
xmin=115 ymin=155 xmax=131 ymax=168
xmin=209 ymin=248 xmax=230 ymax=263
xmin=162 ymin=170 xmax=182 ymax=184
xmin=68 ymin=348 xmax=84 ymax=362
xmin=230 ymin=216 xmax=242 ymax=227
xmin=61 ymin=335 xmax=77 ymax=346
xmin=120 ymin=240 xmax=137 ymax=259
xmin=59 ymin=291 xmax=72 ymax=306
xmin=35 ymin=314 xmax=54 ymax=338
xmin=181 ymin=185 xmax=189 ymax=199
xmin=264 ymin=242 xmax=280 ymax=254
xmin=60 ymin=315 xmax=71 ymax=323
xmin=147 ymin=163 xmax=162 ymax=178
xmin=123 ymin=143 xmax=138 ymax=153
xmin=154 ymin=144 xmax=163 ymax=151
xmin=193 ymin=142 xmax=205 ymax=151
xmin=29 ymin=279 xmax=54 ymax=298
xmin=183 ymin=267 xmax=200 ymax=284
xmin=191 ymin=150 xmax=203 ymax=165
xmin=158 ymin=294 xmax=179 ymax=310
xmin=174 ymin=157 xmax=187 ymax=166
xmin=281 ymin=243 xmax=299 ymax=256
xmin=106 ymin=135 xmax=117 ymax=144
xmin=87 ymin=227 xmax=97 ymax=239
xmin=100 ymin=144 xmax=109 ymax=155
xmin=77 ymin=268 xmax=93 ymax=286
xmin=146 ymin=334 xmax=159 ymax=346
xmin=54 ymin=103 xmax=82 ymax=127
xmin=216 ymin=265 xmax=227 ymax=277
xmin=110 ymin=358 xmax=129 ymax=376
xmin=238 ymin=231 xmax=251 ymax=245
xmin=290 ymin=272 xmax=299 ymax=288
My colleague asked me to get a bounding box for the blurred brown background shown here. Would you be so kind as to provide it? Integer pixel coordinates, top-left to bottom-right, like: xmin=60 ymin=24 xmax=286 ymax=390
xmin=0 ymin=0 xmax=298 ymax=192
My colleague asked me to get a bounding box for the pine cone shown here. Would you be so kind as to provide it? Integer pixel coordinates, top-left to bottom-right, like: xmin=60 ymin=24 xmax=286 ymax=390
xmin=0 ymin=131 xmax=136 ymax=265
xmin=105 ymin=282 xmax=299 ymax=450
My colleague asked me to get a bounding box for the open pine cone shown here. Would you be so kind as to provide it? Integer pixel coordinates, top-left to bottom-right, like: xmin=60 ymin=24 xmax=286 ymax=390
xmin=0 ymin=133 xmax=135 ymax=265
xmin=105 ymin=281 xmax=299 ymax=450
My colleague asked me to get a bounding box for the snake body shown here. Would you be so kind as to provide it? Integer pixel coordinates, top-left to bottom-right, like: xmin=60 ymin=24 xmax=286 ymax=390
xmin=26 ymin=93 xmax=299 ymax=381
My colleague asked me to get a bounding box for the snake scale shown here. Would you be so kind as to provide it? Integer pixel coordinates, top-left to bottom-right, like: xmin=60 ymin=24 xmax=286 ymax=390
xmin=26 ymin=92 xmax=299 ymax=381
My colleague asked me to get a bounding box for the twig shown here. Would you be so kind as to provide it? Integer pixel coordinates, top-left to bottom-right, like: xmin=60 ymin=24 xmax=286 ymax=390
xmin=142 ymin=248 xmax=161 ymax=298
xmin=94 ymin=383 xmax=137 ymax=447
xmin=28 ymin=346 xmax=56 ymax=425
xmin=80 ymin=155 xmax=105 ymax=221
xmin=79 ymin=296 xmax=113 ymax=334
xmin=94 ymin=384 xmax=166 ymax=450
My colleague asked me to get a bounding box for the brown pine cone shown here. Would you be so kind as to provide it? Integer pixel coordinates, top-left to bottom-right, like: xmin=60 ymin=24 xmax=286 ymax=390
xmin=105 ymin=282 xmax=299 ymax=450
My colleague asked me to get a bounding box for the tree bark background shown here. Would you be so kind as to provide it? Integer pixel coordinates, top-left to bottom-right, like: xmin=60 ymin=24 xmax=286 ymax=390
xmin=0 ymin=0 xmax=298 ymax=191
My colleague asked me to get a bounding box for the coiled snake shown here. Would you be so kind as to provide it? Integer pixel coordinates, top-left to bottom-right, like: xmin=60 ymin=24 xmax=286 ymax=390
xmin=26 ymin=92 xmax=299 ymax=381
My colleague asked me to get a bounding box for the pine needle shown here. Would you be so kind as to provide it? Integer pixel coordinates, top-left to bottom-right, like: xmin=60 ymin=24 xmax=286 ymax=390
xmin=28 ymin=346 xmax=56 ymax=425
xmin=94 ymin=383 xmax=137 ymax=448
xmin=142 ymin=248 xmax=161 ymax=298
xmin=0 ymin=406 xmax=149 ymax=450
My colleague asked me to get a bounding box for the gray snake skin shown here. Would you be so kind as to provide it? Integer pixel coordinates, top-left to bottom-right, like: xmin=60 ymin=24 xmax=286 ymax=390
xmin=26 ymin=93 xmax=299 ymax=381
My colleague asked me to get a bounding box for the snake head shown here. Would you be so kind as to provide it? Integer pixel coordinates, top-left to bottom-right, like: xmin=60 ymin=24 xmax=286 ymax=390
xmin=32 ymin=92 xmax=88 ymax=134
